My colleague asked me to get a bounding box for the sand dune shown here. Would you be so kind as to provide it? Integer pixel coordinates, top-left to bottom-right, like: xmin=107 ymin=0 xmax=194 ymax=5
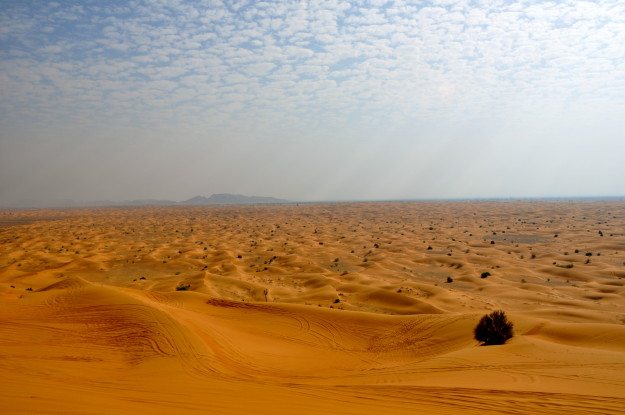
xmin=1 ymin=201 xmax=625 ymax=413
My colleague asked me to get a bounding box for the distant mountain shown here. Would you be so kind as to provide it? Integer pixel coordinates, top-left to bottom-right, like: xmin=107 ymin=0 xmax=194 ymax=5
xmin=1 ymin=194 xmax=290 ymax=209
xmin=181 ymin=193 xmax=290 ymax=205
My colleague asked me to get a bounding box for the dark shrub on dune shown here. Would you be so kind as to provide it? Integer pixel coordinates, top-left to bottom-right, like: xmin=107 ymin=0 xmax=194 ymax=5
xmin=474 ymin=310 xmax=514 ymax=345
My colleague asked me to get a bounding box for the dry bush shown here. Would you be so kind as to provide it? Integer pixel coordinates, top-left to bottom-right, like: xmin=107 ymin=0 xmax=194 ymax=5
xmin=474 ymin=310 xmax=514 ymax=345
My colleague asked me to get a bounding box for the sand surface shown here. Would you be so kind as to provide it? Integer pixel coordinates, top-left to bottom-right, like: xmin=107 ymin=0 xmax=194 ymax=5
xmin=1 ymin=201 xmax=625 ymax=414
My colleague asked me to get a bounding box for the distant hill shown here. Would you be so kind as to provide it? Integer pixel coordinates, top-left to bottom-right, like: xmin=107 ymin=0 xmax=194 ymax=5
xmin=1 ymin=194 xmax=289 ymax=209
xmin=181 ymin=193 xmax=290 ymax=205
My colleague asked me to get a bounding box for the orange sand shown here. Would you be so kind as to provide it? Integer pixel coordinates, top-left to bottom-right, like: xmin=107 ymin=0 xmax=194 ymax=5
xmin=1 ymin=201 xmax=625 ymax=414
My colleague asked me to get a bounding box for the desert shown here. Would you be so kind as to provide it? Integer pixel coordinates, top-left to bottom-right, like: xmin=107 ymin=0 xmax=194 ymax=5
xmin=3 ymin=1 xmax=625 ymax=413
xmin=1 ymin=201 xmax=625 ymax=414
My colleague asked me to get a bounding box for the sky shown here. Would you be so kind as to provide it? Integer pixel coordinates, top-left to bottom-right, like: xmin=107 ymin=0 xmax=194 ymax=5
xmin=1 ymin=0 xmax=624 ymax=205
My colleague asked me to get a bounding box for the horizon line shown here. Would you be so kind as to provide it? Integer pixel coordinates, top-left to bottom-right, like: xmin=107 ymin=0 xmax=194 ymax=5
xmin=2 ymin=194 xmax=625 ymax=210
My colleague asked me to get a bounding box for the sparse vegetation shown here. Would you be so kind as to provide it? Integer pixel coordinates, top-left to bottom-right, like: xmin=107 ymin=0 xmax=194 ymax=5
xmin=175 ymin=284 xmax=191 ymax=291
xmin=481 ymin=271 xmax=491 ymax=278
xmin=474 ymin=310 xmax=514 ymax=345
xmin=446 ymin=276 xmax=453 ymax=283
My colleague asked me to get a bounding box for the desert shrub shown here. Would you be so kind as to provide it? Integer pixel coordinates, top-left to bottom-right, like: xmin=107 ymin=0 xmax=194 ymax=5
xmin=474 ymin=310 xmax=514 ymax=345
xmin=481 ymin=272 xmax=491 ymax=278
xmin=176 ymin=284 xmax=191 ymax=291
xmin=446 ymin=276 xmax=453 ymax=283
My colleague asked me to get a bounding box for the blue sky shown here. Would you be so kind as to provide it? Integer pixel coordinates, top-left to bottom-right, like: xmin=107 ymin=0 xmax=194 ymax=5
xmin=1 ymin=0 xmax=624 ymax=204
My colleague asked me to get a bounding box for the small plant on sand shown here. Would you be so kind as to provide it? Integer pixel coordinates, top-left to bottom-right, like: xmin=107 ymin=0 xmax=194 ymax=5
xmin=263 ymin=288 xmax=269 ymax=301
xmin=176 ymin=284 xmax=191 ymax=291
xmin=474 ymin=310 xmax=514 ymax=345
xmin=446 ymin=276 xmax=453 ymax=283
xmin=480 ymin=271 xmax=491 ymax=279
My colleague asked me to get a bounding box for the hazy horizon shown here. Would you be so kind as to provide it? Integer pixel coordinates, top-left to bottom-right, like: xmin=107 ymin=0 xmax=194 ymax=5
xmin=2 ymin=1 xmax=625 ymax=206
xmin=4 ymin=193 xmax=625 ymax=209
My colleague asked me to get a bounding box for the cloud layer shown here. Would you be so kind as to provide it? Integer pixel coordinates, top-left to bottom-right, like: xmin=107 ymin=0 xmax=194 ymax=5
xmin=1 ymin=0 xmax=624 ymax=203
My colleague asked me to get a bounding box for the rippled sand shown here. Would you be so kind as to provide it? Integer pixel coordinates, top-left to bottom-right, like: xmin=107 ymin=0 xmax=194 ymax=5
xmin=1 ymin=201 xmax=625 ymax=414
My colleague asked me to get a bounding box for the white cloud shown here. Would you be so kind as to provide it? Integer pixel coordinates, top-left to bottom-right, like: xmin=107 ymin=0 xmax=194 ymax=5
xmin=0 ymin=0 xmax=624 ymax=147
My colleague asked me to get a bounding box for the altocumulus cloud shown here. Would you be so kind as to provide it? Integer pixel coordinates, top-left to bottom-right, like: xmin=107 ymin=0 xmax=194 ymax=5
xmin=1 ymin=0 xmax=625 ymax=203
